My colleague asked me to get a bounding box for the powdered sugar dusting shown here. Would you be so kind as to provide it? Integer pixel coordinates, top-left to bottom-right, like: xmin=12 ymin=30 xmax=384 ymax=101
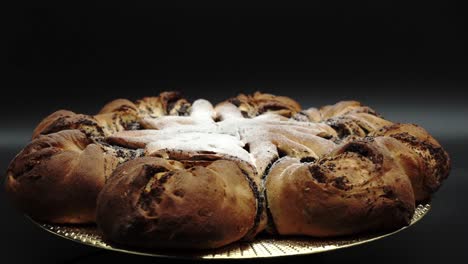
xmin=145 ymin=132 xmax=251 ymax=163
xmin=109 ymin=99 xmax=338 ymax=175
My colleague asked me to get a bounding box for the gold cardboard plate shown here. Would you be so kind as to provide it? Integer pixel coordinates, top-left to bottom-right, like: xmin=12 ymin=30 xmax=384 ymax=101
xmin=29 ymin=204 xmax=430 ymax=259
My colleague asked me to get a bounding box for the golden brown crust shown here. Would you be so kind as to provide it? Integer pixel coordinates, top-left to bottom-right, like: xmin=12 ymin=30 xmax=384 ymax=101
xmin=34 ymin=106 xmax=141 ymax=139
xmin=32 ymin=110 xmax=77 ymax=139
xmin=96 ymin=157 xmax=257 ymax=249
xmin=325 ymin=114 xmax=393 ymax=140
xmin=32 ymin=92 xmax=192 ymax=140
xmin=136 ymin=91 xmax=191 ymax=118
xmin=5 ymin=130 xmax=119 ymax=223
xmin=370 ymin=124 xmax=451 ymax=201
xmin=94 ymin=111 xmax=140 ymax=135
xmin=317 ymin=101 xmax=392 ymax=141
xmin=32 ymin=112 xmax=106 ymax=139
xmin=319 ymin=101 xmax=381 ymax=120
xmin=227 ymin=92 xmax=302 ymax=118
xmin=265 ymin=138 xmax=415 ymax=237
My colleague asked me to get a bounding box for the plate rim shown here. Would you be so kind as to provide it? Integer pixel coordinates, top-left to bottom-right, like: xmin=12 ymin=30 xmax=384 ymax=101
xmin=27 ymin=203 xmax=431 ymax=259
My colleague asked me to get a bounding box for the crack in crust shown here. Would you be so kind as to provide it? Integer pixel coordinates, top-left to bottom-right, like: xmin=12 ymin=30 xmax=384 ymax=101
xmin=240 ymin=168 xmax=265 ymax=240
xmin=137 ymin=165 xmax=173 ymax=213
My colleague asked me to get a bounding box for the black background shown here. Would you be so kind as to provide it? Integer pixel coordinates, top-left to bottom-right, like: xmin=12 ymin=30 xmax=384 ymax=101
xmin=2 ymin=4 xmax=468 ymax=263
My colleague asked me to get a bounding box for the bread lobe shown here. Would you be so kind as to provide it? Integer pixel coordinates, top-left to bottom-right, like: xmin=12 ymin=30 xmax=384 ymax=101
xmin=96 ymin=157 xmax=257 ymax=249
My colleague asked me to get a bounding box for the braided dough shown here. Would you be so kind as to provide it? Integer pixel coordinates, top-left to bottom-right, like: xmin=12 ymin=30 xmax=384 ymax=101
xmin=5 ymin=91 xmax=450 ymax=249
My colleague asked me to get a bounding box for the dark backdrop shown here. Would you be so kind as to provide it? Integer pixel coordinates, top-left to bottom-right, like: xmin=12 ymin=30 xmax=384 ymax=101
xmin=2 ymin=4 xmax=468 ymax=263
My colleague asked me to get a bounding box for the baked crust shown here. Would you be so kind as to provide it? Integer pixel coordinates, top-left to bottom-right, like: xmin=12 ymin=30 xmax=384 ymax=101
xmin=5 ymin=130 xmax=119 ymax=223
xmin=227 ymin=92 xmax=301 ymax=118
xmin=96 ymin=157 xmax=257 ymax=249
xmin=370 ymin=123 xmax=451 ymax=202
xmin=32 ymin=110 xmax=77 ymax=139
xmin=136 ymin=91 xmax=191 ymax=118
xmin=265 ymin=138 xmax=415 ymax=236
